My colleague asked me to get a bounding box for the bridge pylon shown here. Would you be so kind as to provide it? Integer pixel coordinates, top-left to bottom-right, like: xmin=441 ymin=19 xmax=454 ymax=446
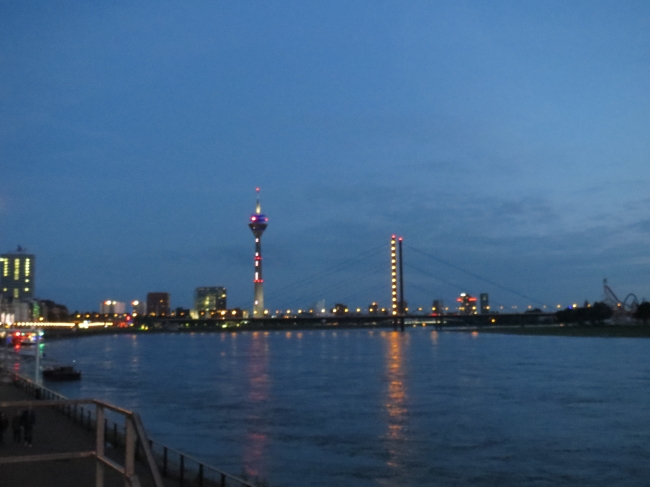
xmin=390 ymin=235 xmax=405 ymax=331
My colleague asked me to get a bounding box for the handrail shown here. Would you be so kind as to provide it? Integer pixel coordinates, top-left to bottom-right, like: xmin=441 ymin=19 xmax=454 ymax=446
xmin=148 ymin=437 xmax=255 ymax=486
xmin=3 ymin=374 xmax=164 ymax=487
xmin=131 ymin=411 xmax=165 ymax=487
xmin=7 ymin=373 xmax=259 ymax=487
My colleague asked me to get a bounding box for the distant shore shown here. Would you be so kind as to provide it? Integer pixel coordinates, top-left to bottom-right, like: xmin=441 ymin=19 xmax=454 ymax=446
xmin=38 ymin=322 xmax=650 ymax=340
xmin=471 ymin=324 xmax=650 ymax=338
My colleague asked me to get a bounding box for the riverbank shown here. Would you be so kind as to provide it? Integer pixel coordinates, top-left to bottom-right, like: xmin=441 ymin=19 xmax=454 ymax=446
xmin=42 ymin=321 xmax=650 ymax=341
xmin=473 ymin=324 xmax=650 ymax=338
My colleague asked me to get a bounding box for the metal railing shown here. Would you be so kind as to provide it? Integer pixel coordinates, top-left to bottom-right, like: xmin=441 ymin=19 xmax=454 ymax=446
xmin=0 ymin=394 xmax=163 ymax=487
xmin=7 ymin=374 xmax=258 ymax=487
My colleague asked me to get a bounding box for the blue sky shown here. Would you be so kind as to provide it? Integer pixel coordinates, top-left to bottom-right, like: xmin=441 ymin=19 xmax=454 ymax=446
xmin=1 ymin=1 xmax=649 ymax=312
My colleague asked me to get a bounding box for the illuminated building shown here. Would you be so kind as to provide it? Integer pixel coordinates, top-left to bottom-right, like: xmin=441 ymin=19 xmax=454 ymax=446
xmin=146 ymin=292 xmax=170 ymax=317
xmin=131 ymin=300 xmax=146 ymax=317
xmin=431 ymin=299 xmax=444 ymax=316
xmin=332 ymin=303 xmax=349 ymax=315
xmin=0 ymin=246 xmax=35 ymax=300
xmin=457 ymin=293 xmax=478 ymax=315
xmin=100 ymin=300 xmax=126 ymax=315
xmin=194 ymin=287 xmax=227 ymax=315
xmin=480 ymin=293 xmax=490 ymax=314
xmin=368 ymin=302 xmax=379 ymax=315
xmin=248 ymin=188 xmax=268 ymax=317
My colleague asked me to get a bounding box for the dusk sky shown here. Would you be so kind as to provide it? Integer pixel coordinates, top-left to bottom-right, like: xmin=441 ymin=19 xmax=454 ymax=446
xmin=1 ymin=1 xmax=649 ymax=313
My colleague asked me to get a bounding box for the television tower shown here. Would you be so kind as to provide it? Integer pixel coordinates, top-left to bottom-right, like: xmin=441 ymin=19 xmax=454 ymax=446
xmin=249 ymin=188 xmax=268 ymax=317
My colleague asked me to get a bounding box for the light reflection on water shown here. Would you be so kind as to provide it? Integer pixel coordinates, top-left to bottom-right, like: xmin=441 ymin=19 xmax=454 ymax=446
xmin=32 ymin=328 xmax=650 ymax=486
xmin=383 ymin=331 xmax=408 ymax=474
xmin=244 ymin=331 xmax=269 ymax=478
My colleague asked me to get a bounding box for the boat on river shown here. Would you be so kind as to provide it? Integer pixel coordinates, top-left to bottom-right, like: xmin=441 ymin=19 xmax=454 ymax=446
xmin=42 ymin=366 xmax=81 ymax=381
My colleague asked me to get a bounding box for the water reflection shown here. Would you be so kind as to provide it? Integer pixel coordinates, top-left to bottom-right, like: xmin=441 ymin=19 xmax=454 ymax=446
xmin=243 ymin=331 xmax=270 ymax=478
xmin=383 ymin=331 xmax=409 ymax=470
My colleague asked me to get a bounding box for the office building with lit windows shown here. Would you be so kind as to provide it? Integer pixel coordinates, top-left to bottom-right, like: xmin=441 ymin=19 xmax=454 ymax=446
xmin=147 ymin=292 xmax=170 ymax=317
xmin=0 ymin=246 xmax=35 ymax=300
xmin=457 ymin=293 xmax=478 ymax=315
xmin=194 ymin=287 xmax=227 ymax=313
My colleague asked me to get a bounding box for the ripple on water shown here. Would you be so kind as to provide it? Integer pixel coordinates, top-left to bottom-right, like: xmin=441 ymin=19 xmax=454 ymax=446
xmin=33 ymin=329 xmax=650 ymax=487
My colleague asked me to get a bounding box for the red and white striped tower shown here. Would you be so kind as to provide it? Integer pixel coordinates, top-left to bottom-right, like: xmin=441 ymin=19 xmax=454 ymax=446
xmin=248 ymin=188 xmax=268 ymax=317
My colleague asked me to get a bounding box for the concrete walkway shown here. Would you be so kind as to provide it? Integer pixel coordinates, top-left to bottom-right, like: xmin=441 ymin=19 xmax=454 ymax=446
xmin=0 ymin=379 xmax=164 ymax=487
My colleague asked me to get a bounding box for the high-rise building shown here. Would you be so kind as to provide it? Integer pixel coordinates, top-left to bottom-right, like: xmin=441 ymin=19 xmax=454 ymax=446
xmin=147 ymin=292 xmax=170 ymax=317
xmin=480 ymin=293 xmax=490 ymax=314
xmin=457 ymin=293 xmax=478 ymax=315
xmin=194 ymin=287 xmax=227 ymax=313
xmin=248 ymin=188 xmax=268 ymax=317
xmin=0 ymin=246 xmax=35 ymax=300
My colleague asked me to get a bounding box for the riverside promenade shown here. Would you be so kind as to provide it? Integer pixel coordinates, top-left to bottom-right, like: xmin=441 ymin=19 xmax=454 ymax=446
xmin=0 ymin=378 xmax=160 ymax=487
xmin=0 ymin=376 xmax=256 ymax=487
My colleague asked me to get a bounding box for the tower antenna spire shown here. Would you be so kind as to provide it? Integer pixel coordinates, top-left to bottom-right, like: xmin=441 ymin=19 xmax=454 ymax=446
xmin=255 ymin=187 xmax=261 ymax=214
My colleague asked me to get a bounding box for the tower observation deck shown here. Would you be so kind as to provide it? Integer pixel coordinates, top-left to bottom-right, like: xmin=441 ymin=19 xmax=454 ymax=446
xmin=248 ymin=188 xmax=268 ymax=317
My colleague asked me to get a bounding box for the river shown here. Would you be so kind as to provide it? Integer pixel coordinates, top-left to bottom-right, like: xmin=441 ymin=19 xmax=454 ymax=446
xmin=15 ymin=327 xmax=650 ymax=486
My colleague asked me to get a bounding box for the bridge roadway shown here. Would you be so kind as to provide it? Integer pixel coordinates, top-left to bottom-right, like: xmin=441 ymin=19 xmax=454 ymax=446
xmin=137 ymin=312 xmax=556 ymax=330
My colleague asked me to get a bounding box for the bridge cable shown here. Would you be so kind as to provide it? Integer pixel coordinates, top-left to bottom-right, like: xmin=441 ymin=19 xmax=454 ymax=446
xmin=279 ymin=260 xmax=387 ymax=309
xmin=406 ymin=244 xmax=546 ymax=307
xmin=268 ymin=243 xmax=385 ymax=297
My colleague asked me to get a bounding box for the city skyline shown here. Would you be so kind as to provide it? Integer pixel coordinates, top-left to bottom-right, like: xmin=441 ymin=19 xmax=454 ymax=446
xmin=1 ymin=2 xmax=648 ymax=311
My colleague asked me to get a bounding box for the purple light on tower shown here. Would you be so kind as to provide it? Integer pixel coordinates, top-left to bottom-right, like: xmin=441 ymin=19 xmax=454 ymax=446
xmin=248 ymin=188 xmax=268 ymax=317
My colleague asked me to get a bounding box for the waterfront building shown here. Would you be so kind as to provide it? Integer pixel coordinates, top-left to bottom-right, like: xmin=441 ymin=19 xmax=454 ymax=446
xmin=194 ymin=287 xmax=227 ymax=314
xmin=38 ymin=299 xmax=70 ymax=321
xmin=332 ymin=303 xmax=349 ymax=316
xmin=172 ymin=307 xmax=190 ymax=318
xmin=147 ymin=292 xmax=170 ymax=317
xmin=131 ymin=300 xmax=146 ymax=317
xmin=248 ymin=188 xmax=268 ymax=317
xmin=0 ymin=295 xmax=32 ymax=323
xmin=457 ymin=293 xmax=478 ymax=315
xmin=0 ymin=246 xmax=35 ymax=300
xmin=480 ymin=293 xmax=490 ymax=314
xmin=432 ymin=299 xmax=444 ymax=315
xmin=100 ymin=300 xmax=126 ymax=315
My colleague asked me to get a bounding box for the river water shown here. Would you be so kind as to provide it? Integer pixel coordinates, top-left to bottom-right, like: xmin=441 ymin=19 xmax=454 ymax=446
xmin=18 ymin=328 xmax=650 ymax=486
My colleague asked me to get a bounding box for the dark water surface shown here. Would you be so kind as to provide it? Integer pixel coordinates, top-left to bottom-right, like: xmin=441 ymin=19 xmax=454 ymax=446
xmin=27 ymin=328 xmax=650 ymax=486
